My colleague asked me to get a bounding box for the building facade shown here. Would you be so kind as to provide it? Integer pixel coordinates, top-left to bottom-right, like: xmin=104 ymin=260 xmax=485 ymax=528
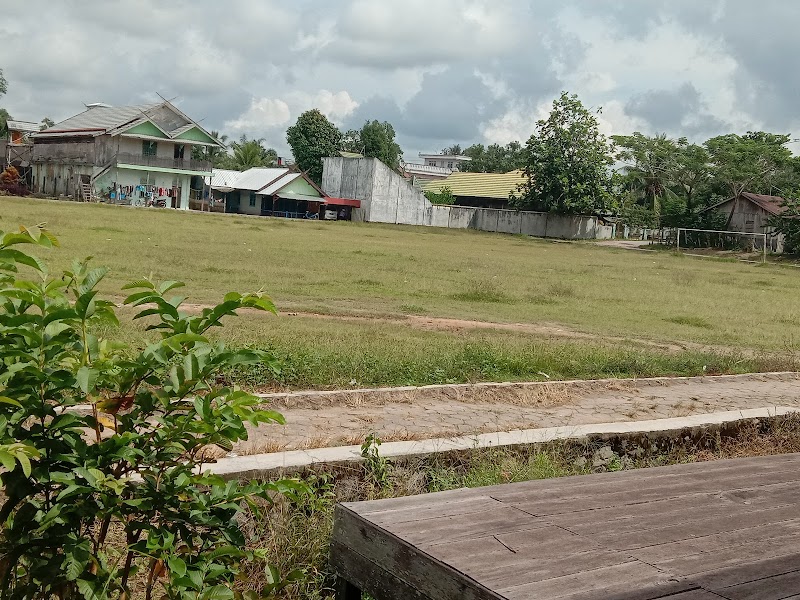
xmin=31 ymin=101 xmax=222 ymax=208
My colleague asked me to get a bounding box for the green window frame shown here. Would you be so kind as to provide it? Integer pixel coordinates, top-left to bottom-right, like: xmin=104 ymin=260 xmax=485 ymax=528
xmin=249 ymin=192 xmax=256 ymax=207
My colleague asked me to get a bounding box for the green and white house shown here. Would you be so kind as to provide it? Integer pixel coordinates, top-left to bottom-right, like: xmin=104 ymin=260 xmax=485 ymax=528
xmin=31 ymin=101 xmax=223 ymax=208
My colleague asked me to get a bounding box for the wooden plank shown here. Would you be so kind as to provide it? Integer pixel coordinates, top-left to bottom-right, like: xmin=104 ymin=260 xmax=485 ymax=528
xmin=713 ymin=567 xmax=800 ymax=600
xmin=551 ymin=481 xmax=800 ymax=532
xmin=496 ymin=561 xmax=696 ymax=600
xmin=330 ymin=506 xmax=503 ymax=600
xmin=697 ymin=555 xmax=800 ymax=594
xmin=508 ymin=469 xmax=800 ymax=517
xmin=591 ymin=504 xmax=800 ymax=551
xmin=632 ymin=520 xmax=800 ymax=564
xmin=367 ymin=495 xmax=504 ymax=526
xmin=383 ymin=505 xmax=546 ymax=546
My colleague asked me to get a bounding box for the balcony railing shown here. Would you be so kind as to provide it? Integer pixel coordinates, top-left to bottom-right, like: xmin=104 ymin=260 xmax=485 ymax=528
xmin=115 ymin=152 xmax=212 ymax=172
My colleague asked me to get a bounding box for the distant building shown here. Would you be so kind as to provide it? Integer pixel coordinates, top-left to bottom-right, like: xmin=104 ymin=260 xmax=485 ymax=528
xmin=422 ymin=170 xmax=526 ymax=209
xmin=31 ymin=101 xmax=223 ymax=206
xmin=2 ymin=120 xmax=38 ymax=172
xmin=204 ymin=166 xmax=359 ymax=220
xmin=418 ymin=152 xmax=471 ymax=171
xmin=701 ymin=191 xmax=787 ymax=251
xmin=400 ymin=162 xmax=452 ymax=185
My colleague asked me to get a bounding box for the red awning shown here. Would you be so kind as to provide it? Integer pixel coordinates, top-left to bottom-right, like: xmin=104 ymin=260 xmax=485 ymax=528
xmin=323 ymin=196 xmax=361 ymax=208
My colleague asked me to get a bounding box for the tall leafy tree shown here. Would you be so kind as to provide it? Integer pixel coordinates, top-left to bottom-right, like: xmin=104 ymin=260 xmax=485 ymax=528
xmin=39 ymin=117 xmax=54 ymax=131
xmin=441 ymin=144 xmax=463 ymax=155
xmin=191 ymin=130 xmax=229 ymax=166
xmin=359 ymin=120 xmax=402 ymax=168
xmin=223 ymin=134 xmax=278 ymax=170
xmin=704 ymin=132 xmax=794 ymax=197
xmin=286 ymin=109 xmax=342 ymax=183
xmin=461 ymin=142 xmax=525 ymax=173
xmin=0 ymin=68 xmax=6 ymax=97
xmin=672 ymin=140 xmax=711 ymax=211
xmin=513 ymin=92 xmax=614 ymax=214
xmin=0 ymin=69 xmax=9 ymax=138
xmin=613 ymin=133 xmax=679 ymax=216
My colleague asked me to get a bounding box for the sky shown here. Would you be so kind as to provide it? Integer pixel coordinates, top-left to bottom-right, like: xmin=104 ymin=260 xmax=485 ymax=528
xmin=3 ymin=0 xmax=800 ymax=161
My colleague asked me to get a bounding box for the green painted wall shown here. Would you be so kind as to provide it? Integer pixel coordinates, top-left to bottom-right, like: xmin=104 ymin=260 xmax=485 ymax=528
xmin=277 ymin=177 xmax=321 ymax=197
xmin=175 ymin=126 xmax=217 ymax=144
xmin=124 ymin=121 xmax=169 ymax=139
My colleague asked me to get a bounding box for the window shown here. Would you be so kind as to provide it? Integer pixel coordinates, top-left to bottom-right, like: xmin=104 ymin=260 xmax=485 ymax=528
xmin=447 ymin=162 xmax=454 ymax=169
xmin=173 ymin=144 xmax=185 ymax=159
xmin=142 ymin=141 xmax=158 ymax=157
xmin=249 ymin=192 xmax=256 ymax=207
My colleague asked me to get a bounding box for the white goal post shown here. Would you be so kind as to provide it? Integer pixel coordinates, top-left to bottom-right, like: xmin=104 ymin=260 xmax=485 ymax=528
xmin=675 ymin=228 xmax=767 ymax=263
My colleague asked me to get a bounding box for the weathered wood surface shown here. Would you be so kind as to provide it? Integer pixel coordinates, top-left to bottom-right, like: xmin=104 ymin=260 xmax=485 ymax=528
xmin=330 ymin=453 xmax=800 ymax=599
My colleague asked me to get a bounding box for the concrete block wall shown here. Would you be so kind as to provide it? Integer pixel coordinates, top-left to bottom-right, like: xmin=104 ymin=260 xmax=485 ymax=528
xmin=322 ymin=157 xmax=608 ymax=239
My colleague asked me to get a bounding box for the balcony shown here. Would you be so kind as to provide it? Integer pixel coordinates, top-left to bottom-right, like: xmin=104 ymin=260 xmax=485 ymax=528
xmin=115 ymin=152 xmax=212 ymax=173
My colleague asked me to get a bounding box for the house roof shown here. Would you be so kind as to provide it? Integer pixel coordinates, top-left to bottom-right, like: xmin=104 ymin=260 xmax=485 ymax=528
xmin=261 ymin=172 xmax=302 ymax=195
xmin=7 ymin=120 xmax=39 ymax=133
xmin=34 ymin=101 xmax=224 ymax=147
xmin=703 ymin=192 xmax=787 ymax=216
xmin=232 ymin=167 xmax=291 ymax=191
xmin=422 ymin=170 xmax=526 ymax=199
xmin=204 ymin=169 xmax=242 ymax=191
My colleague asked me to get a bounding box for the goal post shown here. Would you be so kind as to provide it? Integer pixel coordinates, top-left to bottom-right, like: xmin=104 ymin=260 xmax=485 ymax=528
xmin=675 ymin=228 xmax=767 ymax=263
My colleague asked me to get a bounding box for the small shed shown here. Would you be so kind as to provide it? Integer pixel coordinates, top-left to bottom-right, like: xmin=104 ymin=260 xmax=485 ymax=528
xmin=702 ymin=192 xmax=786 ymax=252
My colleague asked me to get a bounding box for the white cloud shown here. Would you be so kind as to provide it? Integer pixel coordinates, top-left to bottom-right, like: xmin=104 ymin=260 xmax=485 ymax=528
xmin=225 ymin=90 xmax=358 ymax=136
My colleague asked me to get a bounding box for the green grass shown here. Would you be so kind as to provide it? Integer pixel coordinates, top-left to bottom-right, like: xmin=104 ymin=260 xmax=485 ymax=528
xmin=4 ymin=196 xmax=800 ymax=388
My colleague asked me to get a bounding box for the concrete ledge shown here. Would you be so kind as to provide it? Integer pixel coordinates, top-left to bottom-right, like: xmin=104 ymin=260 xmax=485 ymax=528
xmin=204 ymin=406 xmax=799 ymax=478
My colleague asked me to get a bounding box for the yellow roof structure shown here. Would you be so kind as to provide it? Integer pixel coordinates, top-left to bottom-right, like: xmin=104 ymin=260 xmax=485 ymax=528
xmin=422 ymin=170 xmax=526 ymax=199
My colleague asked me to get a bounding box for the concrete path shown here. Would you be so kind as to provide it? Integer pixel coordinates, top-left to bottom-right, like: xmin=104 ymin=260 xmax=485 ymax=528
xmin=214 ymin=372 xmax=800 ymax=456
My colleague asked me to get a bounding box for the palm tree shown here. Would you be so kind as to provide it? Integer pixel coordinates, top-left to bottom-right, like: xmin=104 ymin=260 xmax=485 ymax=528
xmin=228 ymin=135 xmax=278 ymax=170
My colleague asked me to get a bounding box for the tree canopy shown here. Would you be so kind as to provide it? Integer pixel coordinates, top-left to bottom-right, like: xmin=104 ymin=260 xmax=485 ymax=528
xmin=0 ymin=68 xmax=6 ymax=97
xmin=286 ymin=109 xmax=342 ymax=183
xmin=220 ymin=134 xmax=278 ymax=170
xmin=460 ymin=142 xmax=525 ymax=173
xmin=512 ymin=92 xmax=614 ymax=214
xmin=341 ymin=120 xmax=403 ymax=168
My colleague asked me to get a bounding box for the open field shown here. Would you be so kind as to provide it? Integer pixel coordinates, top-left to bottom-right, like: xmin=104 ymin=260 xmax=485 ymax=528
xmin=3 ymin=196 xmax=800 ymax=388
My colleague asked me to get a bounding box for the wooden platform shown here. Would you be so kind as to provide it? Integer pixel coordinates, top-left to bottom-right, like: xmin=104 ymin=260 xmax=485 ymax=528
xmin=331 ymin=453 xmax=800 ymax=599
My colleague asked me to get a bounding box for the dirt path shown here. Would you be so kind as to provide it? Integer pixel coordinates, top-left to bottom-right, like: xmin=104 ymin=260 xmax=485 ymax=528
xmin=217 ymin=372 xmax=800 ymax=455
xmin=167 ymin=302 xmax=760 ymax=357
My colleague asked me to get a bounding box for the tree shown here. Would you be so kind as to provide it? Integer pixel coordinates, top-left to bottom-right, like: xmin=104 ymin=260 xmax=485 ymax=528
xmin=0 ymin=108 xmax=9 ymax=139
xmin=192 ymin=130 xmax=230 ymax=167
xmin=424 ymin=185 xmax=455 ymax=205
xmin=39 ymin=117 xmax=54 ymax=131
xmin=0 ymin=68 xmax=6 ymax=97
xmin=612 ymin=133 xmax=679 ymax=216
xmin=512 ymin=92 xmax=614 ymax=214
xmin=359 ymin=120 xmax=402 ymax=168
xmin=704 ymin=132 xmax=795 ymax=198
xmin=0 ymin=225 xmax=308 ymax=599
xmin=286 ymin=109 xmax=342 ymax=184
xmin=441 ymin=144 xmax=463 ymax=155
xmin=223 ymin=134 xmax=278 ymax=170
xmin=460 ymin=142 xmax=525 ymax=173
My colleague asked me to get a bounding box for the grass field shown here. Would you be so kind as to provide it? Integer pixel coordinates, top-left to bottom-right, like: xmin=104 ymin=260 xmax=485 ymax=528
xmin=3 ymin=196 xmax=799 ymax=388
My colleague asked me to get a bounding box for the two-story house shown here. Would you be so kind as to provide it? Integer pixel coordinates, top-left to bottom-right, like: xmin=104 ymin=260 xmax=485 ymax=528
xmin=31 ymin=101 xmax=222 ymax=208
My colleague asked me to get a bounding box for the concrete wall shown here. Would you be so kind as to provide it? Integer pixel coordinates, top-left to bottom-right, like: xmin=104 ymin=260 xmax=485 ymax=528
xmin=323 ymin=157 xmax=431 ymax=225
xmin=322 ymin=157 xmax=610 ymax=240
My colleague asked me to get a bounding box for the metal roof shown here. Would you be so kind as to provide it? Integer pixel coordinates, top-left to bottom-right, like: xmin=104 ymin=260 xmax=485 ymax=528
xmin=204 ymin=169 xmax=242 ymax=190
xmin=33 ymin=101 xmax=224 ymax=147
xmin=702 ymin=192 xmax=787 ymax=216
xmin=422 ymin=170 xmax=526 ymax=199
xmin=231 ymin=167 xmax=290 ymax=191
xmin=260 ymin=172 xmax=301 ymax=194
xmin=7 ymin=120 xmax=39 ymax=133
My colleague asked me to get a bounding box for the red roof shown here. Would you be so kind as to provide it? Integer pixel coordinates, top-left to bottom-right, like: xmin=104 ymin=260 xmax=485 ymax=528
xmin=324 ymin=197 xmax=361 ymax=208
xmin=739 ymin=192 xmax=786 ymax=215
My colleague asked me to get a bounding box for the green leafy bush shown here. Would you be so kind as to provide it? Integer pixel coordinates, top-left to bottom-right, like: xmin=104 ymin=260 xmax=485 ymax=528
xmin=0 ymin=225 xmax=307 ymax=599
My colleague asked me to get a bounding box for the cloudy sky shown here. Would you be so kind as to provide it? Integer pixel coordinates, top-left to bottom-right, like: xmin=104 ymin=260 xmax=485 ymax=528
xmin=3 ymin=1 xmax=799 ymax=160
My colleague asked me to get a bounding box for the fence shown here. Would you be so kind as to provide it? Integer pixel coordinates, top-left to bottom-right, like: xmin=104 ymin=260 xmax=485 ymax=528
xmin=425 ymin=205 xmax=614 ymax=239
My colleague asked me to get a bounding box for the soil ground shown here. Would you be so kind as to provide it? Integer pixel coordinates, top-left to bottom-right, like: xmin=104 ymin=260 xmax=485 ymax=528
xmin=219 ymin=372 xmax=800 ymax=455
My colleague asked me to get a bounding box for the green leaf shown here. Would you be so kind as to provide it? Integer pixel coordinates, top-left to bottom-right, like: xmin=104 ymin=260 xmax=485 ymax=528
xmin=167 ymin=555 xmax=187 ymax=577
xmin=76 ymin=366 xmax=99 ymax=394
xmin=200 ymin=585 xmax=235 ymax=600
xmin=0 ymin=248 xmax=46 ymax=272
xmin=121 ymin=279 xmax=155 ymax=291
xmin=0 ymin=396 xmax=22 ymax=408
xmin=158 ymin=280 xmax=185 ymax=294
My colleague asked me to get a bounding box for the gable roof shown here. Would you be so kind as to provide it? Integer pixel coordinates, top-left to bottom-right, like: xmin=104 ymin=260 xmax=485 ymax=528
xmin=7 ymin=120 xmax=39 ymax=134
xmin=232 ymin=167 xmax=291 ymax=191
xmin=702 ymin=192 xmax=787 ymax=216
xmin=203 ymin=167 xmax=324 ymax=197
xmin=422 ymin=170 xmax=526 ymax=199
xmin=34 ymin=101 xmax=224 ymax=147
